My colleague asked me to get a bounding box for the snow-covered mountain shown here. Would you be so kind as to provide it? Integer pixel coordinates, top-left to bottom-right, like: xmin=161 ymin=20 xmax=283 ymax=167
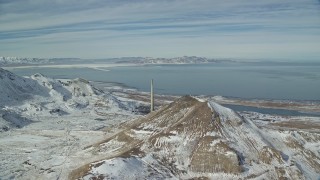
xmin=0 ymin=68 xmax=144 ymax=132
xmin=73 ymin=96 xmax=320 ymax=179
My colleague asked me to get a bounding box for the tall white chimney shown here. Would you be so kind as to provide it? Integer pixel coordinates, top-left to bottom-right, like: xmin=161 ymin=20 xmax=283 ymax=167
xmin=151 ymin=79 xmax=154 ymax=112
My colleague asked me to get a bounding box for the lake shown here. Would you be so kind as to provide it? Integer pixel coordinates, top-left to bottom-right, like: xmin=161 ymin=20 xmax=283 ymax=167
xmin=6 ymin=61 xmax=320 ymax=101
xmin=223 ymin=104 xmax=320 ymax=117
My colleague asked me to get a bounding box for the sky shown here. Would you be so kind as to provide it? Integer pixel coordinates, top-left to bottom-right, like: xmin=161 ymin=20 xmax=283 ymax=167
xmin=0 ymin=0 xmax=320 ymax=60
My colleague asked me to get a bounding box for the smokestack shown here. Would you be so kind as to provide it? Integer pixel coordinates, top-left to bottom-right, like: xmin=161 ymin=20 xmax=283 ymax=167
xmin=150 ymin=79 xmax=154 ymax=112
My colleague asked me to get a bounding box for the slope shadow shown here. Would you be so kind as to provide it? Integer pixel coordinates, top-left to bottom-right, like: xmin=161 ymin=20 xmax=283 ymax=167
xmin=0 ymin=110 xmax=34 ymax=131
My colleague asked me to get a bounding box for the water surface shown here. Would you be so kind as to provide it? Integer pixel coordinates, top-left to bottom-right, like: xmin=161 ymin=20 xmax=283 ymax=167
xmin=7 ymin=62 xmax=320 ymax=101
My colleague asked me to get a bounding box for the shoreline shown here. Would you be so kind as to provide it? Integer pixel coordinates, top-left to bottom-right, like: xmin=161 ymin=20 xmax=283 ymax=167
xmin=94 ymin=80 xmax=320 ymax=116
xmin=1 ymin=63 xmax=138 ymax=69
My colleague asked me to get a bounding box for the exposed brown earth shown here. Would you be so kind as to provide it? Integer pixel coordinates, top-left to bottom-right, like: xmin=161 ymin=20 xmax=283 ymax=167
xmin=258 ymin=146 xmax=283 ymax=164
xmin=271 ymin=120 xmax=320 ymax=130
xmin=216 ymin=98 xmax=320 ymax=113
xmin=190 ymin=137 xmax=242 ymax=174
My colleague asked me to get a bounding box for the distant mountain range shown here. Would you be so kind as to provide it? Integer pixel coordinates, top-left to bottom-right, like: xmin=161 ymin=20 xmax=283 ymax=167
xmin=0 ymin=57 xmax=49 ymax=65
xmin=0 ymin=57 xmax=82 ymax=66
xmin=115 ymin=56 xmax=233 ymax=64
xmin=0 ymin=56 xmax=233 ymax=66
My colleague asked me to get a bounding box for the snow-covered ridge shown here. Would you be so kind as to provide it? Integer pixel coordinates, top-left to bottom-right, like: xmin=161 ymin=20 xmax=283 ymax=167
xmin=0 ymin=68 xmax=49 ymax=105
xmin=0 ymin=68 xmax=98 ymax=107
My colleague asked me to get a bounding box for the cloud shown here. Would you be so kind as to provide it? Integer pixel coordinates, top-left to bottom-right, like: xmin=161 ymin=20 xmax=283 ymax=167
xmin=0 ymin=0 xmax=319 ymax=60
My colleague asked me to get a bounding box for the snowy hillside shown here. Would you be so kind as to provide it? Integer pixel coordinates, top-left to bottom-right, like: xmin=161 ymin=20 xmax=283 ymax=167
xmin=0 ymin=68 xmax=151 ymax=179
xmin=0 ymin=68 xmax=49 ymax=105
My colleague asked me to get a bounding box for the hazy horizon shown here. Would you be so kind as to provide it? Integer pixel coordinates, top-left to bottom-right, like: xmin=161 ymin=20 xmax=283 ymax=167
xmin=2 ymin=56 xmax=320 ymax=63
